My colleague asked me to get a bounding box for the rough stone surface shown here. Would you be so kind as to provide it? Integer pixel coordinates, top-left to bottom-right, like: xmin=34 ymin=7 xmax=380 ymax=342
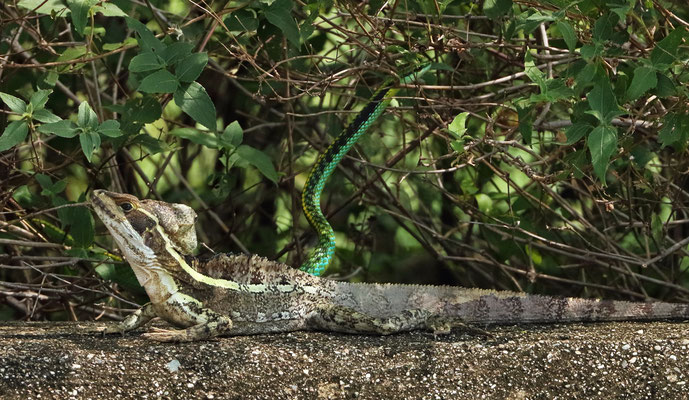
xmin=0 ymin=321 xmax=688 ymax=399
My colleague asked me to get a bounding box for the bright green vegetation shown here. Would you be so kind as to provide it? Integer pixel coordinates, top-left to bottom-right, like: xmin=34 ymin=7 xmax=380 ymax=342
xmin=0 ymin=0 xmax=688 ymax=321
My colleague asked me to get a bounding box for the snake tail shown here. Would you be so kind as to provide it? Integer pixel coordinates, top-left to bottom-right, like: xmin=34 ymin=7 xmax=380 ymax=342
xmin=300 ymin=64 xmax=431 ymax=276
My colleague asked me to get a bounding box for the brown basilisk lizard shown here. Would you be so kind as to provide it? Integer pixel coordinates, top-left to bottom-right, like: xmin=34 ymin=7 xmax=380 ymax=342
xmin=90 ymin=190 xmax=689 ymax=342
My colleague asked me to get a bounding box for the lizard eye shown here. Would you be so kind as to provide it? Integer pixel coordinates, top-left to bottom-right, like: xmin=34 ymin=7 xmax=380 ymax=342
xmin=120 ymin=202 xmax=134 ymax=212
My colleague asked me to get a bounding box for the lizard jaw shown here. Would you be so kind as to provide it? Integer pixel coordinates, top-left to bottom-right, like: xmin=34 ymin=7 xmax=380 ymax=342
xmin=90 ymin=190 xmax=158 ymax=286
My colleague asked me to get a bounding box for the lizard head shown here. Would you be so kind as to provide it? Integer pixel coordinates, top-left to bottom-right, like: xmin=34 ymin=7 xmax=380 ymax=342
xmin=90 ymin=190 xmax=198 ymax=266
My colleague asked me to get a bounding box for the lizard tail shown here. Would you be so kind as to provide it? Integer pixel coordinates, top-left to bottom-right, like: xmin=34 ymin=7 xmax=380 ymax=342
xmin=451 ymin=294 xmax=689 ymax=324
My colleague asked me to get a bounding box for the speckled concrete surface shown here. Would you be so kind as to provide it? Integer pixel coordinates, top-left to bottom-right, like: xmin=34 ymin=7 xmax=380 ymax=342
xmin=0 ymin=321 xmax=688 ymax=399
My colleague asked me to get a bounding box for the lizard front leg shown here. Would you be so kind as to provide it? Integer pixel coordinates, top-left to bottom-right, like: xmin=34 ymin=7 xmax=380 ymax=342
xmin=144 ymin=292 xmax=233 ymax=342
xmin=92 ymin=302 xmax=157 ymax=337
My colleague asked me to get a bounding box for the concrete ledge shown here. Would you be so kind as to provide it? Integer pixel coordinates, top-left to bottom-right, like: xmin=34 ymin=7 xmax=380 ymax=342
xmin=1 ymin=321 xmax=688 ymax=399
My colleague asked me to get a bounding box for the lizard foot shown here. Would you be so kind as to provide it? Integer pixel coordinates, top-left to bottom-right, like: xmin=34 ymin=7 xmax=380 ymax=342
xmin=141 ymin=318 xmax=233 ymax=342
xmin=87 ymin=303 xmax=157 ymax=338
xmin=141 ymin=327 xmax=188 ymax=343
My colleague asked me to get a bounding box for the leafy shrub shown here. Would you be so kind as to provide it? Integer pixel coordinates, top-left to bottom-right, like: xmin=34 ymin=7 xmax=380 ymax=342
xmin=1 ymin=0 xmax=688 ymax=322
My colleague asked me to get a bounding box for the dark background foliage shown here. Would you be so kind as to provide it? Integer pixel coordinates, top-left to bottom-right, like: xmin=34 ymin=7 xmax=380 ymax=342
xmin=1 ymin=0 xmax=688 ymax=322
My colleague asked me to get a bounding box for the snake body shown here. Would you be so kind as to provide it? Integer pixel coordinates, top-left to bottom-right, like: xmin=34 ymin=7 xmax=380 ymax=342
xmin=300 ymin=64 xmax=430 ymax=276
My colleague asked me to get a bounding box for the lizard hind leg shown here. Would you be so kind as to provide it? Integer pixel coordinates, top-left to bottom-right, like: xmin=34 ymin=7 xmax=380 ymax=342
xmin=310 ymin=304 xmax=432 ymax=335
xmin=311 ymin=305 xmax=493 ymax=337
xmin=424 ymin=315 xmax=493 ymax=337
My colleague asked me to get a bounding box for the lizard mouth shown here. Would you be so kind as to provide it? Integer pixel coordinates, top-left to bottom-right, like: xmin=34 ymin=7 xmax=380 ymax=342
xmin=90 ymin=190 xmax=119 ymax=221
xmin=90 ymin=189 xmax=147 ymax=258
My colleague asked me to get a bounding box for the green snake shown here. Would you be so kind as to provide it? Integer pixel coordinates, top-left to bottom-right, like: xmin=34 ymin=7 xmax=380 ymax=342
xmin=300 ymin=63 xmax=431 ymax=276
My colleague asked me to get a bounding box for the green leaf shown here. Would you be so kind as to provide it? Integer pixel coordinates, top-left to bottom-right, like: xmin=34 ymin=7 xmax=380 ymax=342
xmin=35 ymin=174 xmax=53 ymax=191
xmin=629 ymin=145 xmax=652 ymax=168
xmin=69 ymin=205 xmax=94 ymax=247
xmin=35 ymin=174 xmax=66 ymax=197
xmin=592 ymin=13 xmax=618 ymax=42
xmin=38 ymin=120 xmax=78 ymax=138
xmin=627 ymin=66 xmax=657 ymax=100
xmin=522 ymin=11 xmax=554 ymax=34
xmin=169 ymin=128 xmax=219 ymax=148
xmin=12 ymin=185 xmax=35 ymax=207
xmin=524 ymin=52 xmax=545 ymax=90
xmin=129 ymin=52 xmax=164 ymax=72
xmin=575 ymin=62 xmax=599 ymax=86
xmin=609 ymin=0 xmax=633 ymax=20
xmin=66 ymin=0 xmax=96 ymax=34
xmin=17 ymin=0 xmax=66 ymax=14
xmin=564 ymin=123 xmax=592 ymax=145
xmin=516 ymin=105 xmax=532 ymax=144
xmin=121 ymin=96 xmax=162 ymax=124
xmin=36 ymin=175 xmax=66 ymax=197
xmin=524 ymin=245 xmax=542 ymax=265
xmin=654 ymin=73 xmax=676 ymax=98
xmin=56 ymin=46 xmax=88 ymax=63
xmin=112 ymin=96 xmax=162 ymax=134
xmin=264 ymin=0 xmax=301 ymax=47
xmin=658 ymin=113 xmax=689 ymax=148
xmin=236 ymin=145 xmax=278 ymax=183
xmin=651 ymin=212 xmax=663 ymax=243
xmin=92 ymin=2 xmax=126 ymax=17
xmin=83 ymin=26 xmax=105 ymax=36
xmin=77 ymin=101 xmax=99 ymax=129
xmin=102 ymin=38 xmax=136 ymax=51
xmin=580 ymin=42 xmax=603 ymax=60
xmin=556 ymin=21 xmax=576 ymax=52
xmin=125 ymin=17 xmax=165 ymax=53
xmin=79 ymin=130 xmax=101 ymax=162
xmin=475 ymin=193 xmax=493 ymax=214
xmin=52 ymin=181 xmax=67 ymax=194
xmin=138 ymin=69 xmax=179 ymax=93
xmin=225 ymin=9 xmax=259 ymax=31
xmin=161 ymin=42 xmax=194 ymax=64
xmin=651 ymin=28 xmax=687 ymax=70
xmin=98 ymin=120 xmax=121 ymax=137
xmin=448 ymin=112 xmax=469 ymax=138
xmin=542 ymin=78 xmax=573 ymax=101
xmin=450 ymin=140 xmax=464 ymax=153
xmin=129 ymin=134 xmax=168 ymax=154
xmin=175 ymin=52 xmax=208 ymax=83
xmin=32 ymin=109 xmax=62 ymax=123
xmin=0 ymin=121 xmax=29 ymax=151
xmin=174 ymin=82 xmax=217 ymax=131
xmin=0 ymin=92 xmax=27 ymax=114
xmin=29 ymin=89 xmax=52 ymax=110
xmin=587 ymin=125 xmax=617 ymax=184
xmin=221 ymin=121 xmax=243 ymax=148
xmin=40 ymin=71 xmax=60 ymax=87
xmin=564 ymin=149 xmax=587 ymax=179
xmin=586 ymin=77 xmax=618 ymax=123
xmin=483 ymin=0 xmax=512 ymax=19
xmin=95 ymin=263 xmax=142 ymax=293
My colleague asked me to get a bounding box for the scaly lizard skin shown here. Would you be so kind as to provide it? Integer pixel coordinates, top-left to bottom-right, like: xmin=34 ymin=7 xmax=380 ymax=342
xmin=90 ymin=190 xmax=689 ymax=342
